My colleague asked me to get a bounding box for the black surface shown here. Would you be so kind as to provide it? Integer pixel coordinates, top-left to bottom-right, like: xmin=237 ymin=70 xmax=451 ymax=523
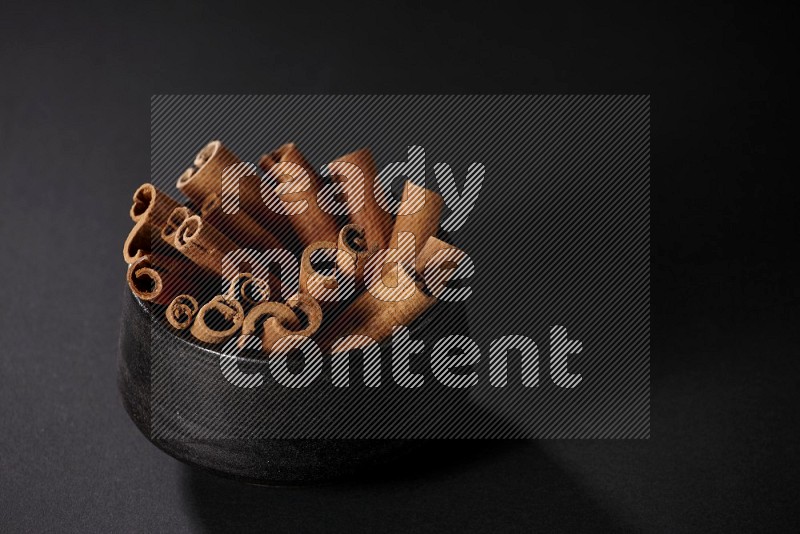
xmin=1 ymin=1 xmax=797 ymax=532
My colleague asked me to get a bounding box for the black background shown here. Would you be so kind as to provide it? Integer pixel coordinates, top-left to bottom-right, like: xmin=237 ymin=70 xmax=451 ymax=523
xmin=1 ymin=1 xmax=797 ymax=532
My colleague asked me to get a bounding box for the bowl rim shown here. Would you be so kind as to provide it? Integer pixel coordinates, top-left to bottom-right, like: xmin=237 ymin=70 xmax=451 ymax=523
xmin=130 ymin=289 xmax=460 ymax=366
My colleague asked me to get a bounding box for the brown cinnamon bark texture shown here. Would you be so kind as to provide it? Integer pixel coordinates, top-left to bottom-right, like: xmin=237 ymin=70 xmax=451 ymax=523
xmin=336 ymin=223 xmax=376 ymax=283
xmin=176 ymin=140 xmax=282 ymax=234
xmin=123 ymin=142 xmax=455 ymax=358
xmin=241 ymin=293 xmax=323 ymax=353
xmin=126 ymin=254 xmax=203 ymax=305
xmin=190 ymin=295 xmax=245 ymax=344
xmin=123 ymin=184 xmax=182 ymax=264
xmin=332 ymin=148 xmax=393 ymax=250
xmin=226 ymin=272 xmax=271 ymax=308
xmin=160 ymin=206 xmax=193 ymax=245
xmin=161 ymin=207 xmax=239 ymax=277
xmin=390 ymin=181 xmax=445 ymax=271
xmin=299 ymin=241 xmax=339 ymax=299
xmin=176 ymin=141 xmax=241 ymax=204
xmin=239 ymin=301 xmax=299 ymax=347
xmin=317 ymin=266 xmax=436 ymax=351
xmin=262 ymin=293 xmax=323 ymax=352
xmin=200 ymin=192 xmax=284 ymax=250
xmin=165 ymin=295 xmax=199 ymax=330
xmin=259 ymin=143 xmax=339 ymax=247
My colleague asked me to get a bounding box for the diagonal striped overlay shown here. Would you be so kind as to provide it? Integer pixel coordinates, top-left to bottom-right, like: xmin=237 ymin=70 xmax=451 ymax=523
xmin=148 ymin=95 xmax=649 ymax=439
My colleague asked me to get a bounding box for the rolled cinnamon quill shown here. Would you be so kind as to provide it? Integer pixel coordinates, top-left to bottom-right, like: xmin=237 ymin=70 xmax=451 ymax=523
xmin=126 ymin=254 xmax=203 ymax=305
xmin=332 ymin=148 xmax=393 ymax=250
xmin=334 ymin=224 xmax=378 ymax=295
xmin=240 ymin=302 xmax=298 ymax=347
xmin=390 ymin=181 xmax=445 ymax=268
xmin=200 ymin=192 xmax=284 ymax=250
xmin=164 ymin=208 xmax=289 ymax=301
xmin=317 ymin=266 xmax=436 ymax=351
xmin=165 ymin=295 xmax=199 ymax=330
xmin=241 ymin=293 xmax=323 ymax=353
xmin=123 ymin=184 xmax=182 ymax=264
xmin=259 ymin=143 xmax=339 ymax=247
xmin=226 ymin=272 xmax=271 ymax=308
xmin=190 ymin=295 xmax=245 ymax=344
xmin=176 ymin=140 xmax=241 ymax=205
xmin=176 ymin=140 xmax=281 ymax=232
xmin=161 ymin=207 xmax=238 ymax=277
xmin=299 ymin=241 xmax=339 ymax=300
xmin=160 ymin=206 xmax=192 ymax=250
xmin=240 ymin=276 xmax=271 ymax=306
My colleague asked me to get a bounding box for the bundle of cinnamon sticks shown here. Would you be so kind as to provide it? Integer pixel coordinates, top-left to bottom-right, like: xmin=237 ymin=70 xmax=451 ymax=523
xmin=123 ymin=141 xmax=467 ymax=354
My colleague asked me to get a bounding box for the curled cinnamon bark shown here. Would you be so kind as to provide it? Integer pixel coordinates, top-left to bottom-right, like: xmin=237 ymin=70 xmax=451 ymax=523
xmin=126 ymin=254 xmax=202 ymax=305
xmin=176 ymin=140 xmax=241 ymax=204
xmin=160 ymin=206 xmax=192 ymax=245
xmin=336 ymin=223 xmax=376 ymax=283
xmin=129 ymin=183 xmax=182 ymax=224
xmin=164 ymin=208 xmax=288 ymax=301
xmin=123 ymin=184 xmax=182 ymax=264
xmin=165 ymin=295 xmax=199 ymax=330
xmin=299 ymin=241 xmax=339 ymax=296
xmin=333 ymin=148 xmax=393 ymax=250
xmin=240 ymin=301 xmax=299 ymax=344
xmin=161 ymin=207 xmax=238 ymax=277
xmin=126 ymin=256 xmax=163 ymax=302
xmin=390 ymin=181 xmax=445 ymax=264
xmin=259 ymin=143 xmax=339 ymax=247
xmin=190 ymin=295 xmax=245 ymax=344
xmin=226 ymin=272 xmax=271 ymax=307
xmin=241 ymin=293 xmax=323 ymax=353
xmin=240 ymin=276 xmax=271 ymax=306
xmin=263 ymin=293 xmax=323 ymax=352
xmin=200 ymin=192 xmax=283 ymax=250
xmin=317 ymin=266 xmax=436 ymax=351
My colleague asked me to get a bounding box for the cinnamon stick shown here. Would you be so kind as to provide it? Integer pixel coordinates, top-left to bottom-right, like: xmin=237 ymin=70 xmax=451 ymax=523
xmin=176 ymin=140 xmax=281 ymax=233
xmin=241 ymin=293 xmax=323 ymax=353
xmin=389 ymin=181 xmax=445 ymax=267
xmin=263 ymin=293 xmax=323 ymax=352
xmin=165 ymin=294 xmax=199 ymax=330
xmin=332 ymin=148 xmax=393 ymax=250
xmin=200 ymin=192 xmax=284 ymax=250
xmin=241 ymin=302 xmax=300 ymax=330
xmin=259 ymin=143 xmax=339 ymax=247
xmin=226 ymin=272 xmax=271 ymax=308
xmin=299 ymin=241 xmax=340 ymax=301
xmin=164 ymin=209 xmax=288 ymax=302
xmin=336 ymin=224 xmax=377 ymax=284
xmin=123 ymin=184 xmax=182 ymax=264
xmin=126 ymin=254 xmax=204 ymax=305
xmin=190 ymin=295 xmax=245 ymax=344
xmin=161 ymin=206 xmax=239 ymax=277
xmin=317 ymin=266 xmax=436 ymax=351
xmin=176 ymin=140 xmax=241 ymax=205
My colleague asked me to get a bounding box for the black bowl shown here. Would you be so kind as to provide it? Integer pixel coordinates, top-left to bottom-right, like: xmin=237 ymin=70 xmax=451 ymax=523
xmin=118 ymin=289 xmax=470 ymax=484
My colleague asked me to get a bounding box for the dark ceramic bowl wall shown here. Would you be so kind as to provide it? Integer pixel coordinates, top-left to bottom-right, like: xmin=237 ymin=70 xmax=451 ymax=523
xmin=118 ymin=289 xmax=470 ymax=484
